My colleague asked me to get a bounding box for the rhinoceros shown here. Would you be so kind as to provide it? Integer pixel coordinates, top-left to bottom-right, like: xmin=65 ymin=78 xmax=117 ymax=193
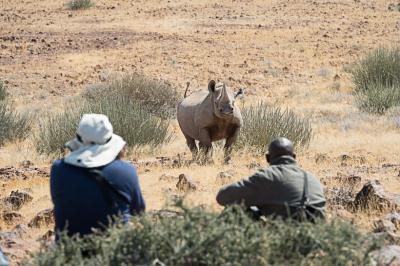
xmin=177 ymin=80 xmax=243 ymax=164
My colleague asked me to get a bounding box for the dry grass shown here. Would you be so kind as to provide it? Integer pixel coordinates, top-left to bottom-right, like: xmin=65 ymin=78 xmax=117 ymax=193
xmin=1 ymin=0 xmax=400 ymax=263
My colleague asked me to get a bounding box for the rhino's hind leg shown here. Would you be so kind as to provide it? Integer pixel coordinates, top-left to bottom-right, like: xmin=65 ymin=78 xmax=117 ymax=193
xmin=184 ymin=134 xmax=198 ymax=161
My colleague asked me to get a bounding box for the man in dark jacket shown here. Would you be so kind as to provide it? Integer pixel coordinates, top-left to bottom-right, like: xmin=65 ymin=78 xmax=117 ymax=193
xmin=50 ymin=114 xmax=145 ymax=238
xmin=216 ymin=137 xmax=325 ymax=220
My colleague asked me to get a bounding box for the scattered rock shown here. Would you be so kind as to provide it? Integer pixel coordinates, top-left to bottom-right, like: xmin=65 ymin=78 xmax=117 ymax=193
xmin=38 ymin=230 xmax=54 ymax=241
xmin=339 ymin=154 xmax=366 ymax=166
xmin=334 ymin=174 xmax=362 ymax=185
xmin=388 ymin=3 xmax=400 ymax=11
xmin=3 ymin=190 xmax=33 ymax=210
xmin=370 ymin=245 xmax=400 ymax=266
xmin=28 ymin=209 xmax=54 ymax=228
xmin=13 ymin=224 xmax=29 ymax=236
xmin=159 ymin=174 xmax=176 ymax=181
xmin=0 ymin=166 xmax=48 ymax=180
xmin=19 ymin=160 xmax=33 ymax=168
xmin=246 ymin=161 xmax=261 ymax=169
xmin=374 ymin=212 xmax=400 ymax=234
xmin=385 ymin=212 xmax=400 ymax=228
xmin=315 ymin=153 xmax=329 ymax=164
xmin=354 ymin=180 xmax=400 ymax=211
xmin=325 ymin=187 xmax=354 ymax=207
xmin=176 ymin=174 xmax=197 ymax=192
xmin=333 ymin=74 xmax=340 ymax=81
xmin=1 ymin=211 xmax=23 ymax=225
xmin=329 ymin=205 xmax=354 ymax=220
xmin=216 ymin=170 xmax=236 ymax=183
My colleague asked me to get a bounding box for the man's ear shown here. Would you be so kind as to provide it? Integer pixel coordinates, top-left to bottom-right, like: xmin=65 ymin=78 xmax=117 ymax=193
xmin=208 ymin=80 xmax=216 ymax=93
xmin=266 ymin=154 xmax=271 ymax=163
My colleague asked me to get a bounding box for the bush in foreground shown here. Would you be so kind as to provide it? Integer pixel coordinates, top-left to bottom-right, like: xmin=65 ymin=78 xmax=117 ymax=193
xmin=237 ymin=102 xmax=312 ymax=152
xmin=352 ymin=48 xmax=400 ymax=114
xmin=67 ymin=0 xmax=93 ymax=10
xmin=36 ymin=96 xmax=171 ymax=155
xmin=84 ymin=73 xmax=180 ymax=119
xmin=27 ymin=202 xmax=382 ymax=266
xmin=0 ymin=84 xmax=31 ymax=146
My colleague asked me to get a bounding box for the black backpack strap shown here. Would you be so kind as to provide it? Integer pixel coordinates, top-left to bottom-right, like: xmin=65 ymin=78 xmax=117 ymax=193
xmin=86 ymin=169 xmax=131 ymax=206
xmin=300 ymin=171 xmax=310 ymax=208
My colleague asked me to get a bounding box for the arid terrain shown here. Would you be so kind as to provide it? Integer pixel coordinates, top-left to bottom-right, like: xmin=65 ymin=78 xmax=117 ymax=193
xmin=1 ymin=0 xmax=400 ymax=263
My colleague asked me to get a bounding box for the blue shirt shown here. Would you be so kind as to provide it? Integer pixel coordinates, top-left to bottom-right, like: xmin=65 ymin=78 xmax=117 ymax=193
xmin=50 ymin=159 xmax=145 ymax=237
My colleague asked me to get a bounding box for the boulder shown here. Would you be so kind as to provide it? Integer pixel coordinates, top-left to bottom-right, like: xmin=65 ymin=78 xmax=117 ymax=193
xmin=3 ymin=190 xmax=33 ymax=210
xmin=374 ymin=212 xmax=400 ymax=235
xmin=374 ymin=219 xmax=397 ymax=234
xmin=354 ymin=180 xmax=400 ymax=211
xmin=176 ymin=174 xmax=197 ymax=192
xmin=370 ymin=245 xmax=400 ymax=265
xmin=28 ymin=209 xmax=54 ymax=228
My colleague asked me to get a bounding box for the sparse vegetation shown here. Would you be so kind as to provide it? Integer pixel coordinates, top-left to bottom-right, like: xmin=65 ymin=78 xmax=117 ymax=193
xmin=237 ymin=102 xmax=312 ymax=152
xmin=67 ymin=0 xmax=93 ymax=10
xmin=0 ymin=81 xmax=7 ymax=101
xmin=27 ymin=202 xmax=383 ymax=266
xmin=36 ymin=96 xmax=171 ymax=155
xmin=84 ymin=73 xmax=180 ymax=119
xmin=0 ymin=83 xmax=31 ymax=147
xmin=352 ymin=48 xmax=400 ymax=114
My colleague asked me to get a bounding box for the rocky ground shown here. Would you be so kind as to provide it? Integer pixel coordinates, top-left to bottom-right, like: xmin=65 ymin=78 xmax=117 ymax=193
xmin=1 ymin=0 xmax=400 ymax=263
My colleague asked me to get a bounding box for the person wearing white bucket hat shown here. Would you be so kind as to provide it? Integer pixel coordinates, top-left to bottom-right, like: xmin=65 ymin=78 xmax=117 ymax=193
xmin=50 ymin=114 xmax=145 ymax=238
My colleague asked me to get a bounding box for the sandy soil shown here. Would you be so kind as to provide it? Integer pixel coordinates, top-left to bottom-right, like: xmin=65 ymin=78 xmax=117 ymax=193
xmin=1 ymin=0 xmax=400 ymax=263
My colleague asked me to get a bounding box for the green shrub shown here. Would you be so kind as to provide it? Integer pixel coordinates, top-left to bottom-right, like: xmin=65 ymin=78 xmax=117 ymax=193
xmin=27 ymin=202 xmax=383 ymax=266
xmin=35 ymin=103 xmax=81 ymax=155
xmin=237 ymin=102 xmax=312 ymax=152
xmin=67 ymin=0 xmax=93 ymax=10
xmin=84 ymin=73 xmax=180 ymax=119
xmin=0 ymin=86 xmax=31 ymax=146
xmin=36 ymin=96 xmax=171 ymax=155
xmin=355 ymin=83 xmax=400 ymax=114
xmin=352 ymin=48 xmax=400 ymax=114
xmin=0 ymin=81 xmax=7 ymax=101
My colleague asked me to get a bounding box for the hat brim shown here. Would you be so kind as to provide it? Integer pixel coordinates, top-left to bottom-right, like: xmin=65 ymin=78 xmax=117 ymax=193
xmin=64 ymin=134 xmax=126 ymax=168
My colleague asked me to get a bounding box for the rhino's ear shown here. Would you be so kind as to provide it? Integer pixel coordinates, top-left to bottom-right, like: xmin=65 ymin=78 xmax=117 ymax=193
xmin=208 ymin=80 xmax=216 ymax=93
xmin=235 ymin=88 xmax=244 ymax=98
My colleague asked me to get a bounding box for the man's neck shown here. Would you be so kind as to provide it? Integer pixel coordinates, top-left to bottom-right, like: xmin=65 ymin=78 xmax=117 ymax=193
xmin=269 ymin=155 xmax=296 ymax=166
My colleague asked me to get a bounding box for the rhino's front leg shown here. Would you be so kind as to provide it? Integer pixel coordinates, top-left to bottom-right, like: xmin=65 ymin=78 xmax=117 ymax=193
xmin=224 ymin=126 xmax=240 ymax=164
xmin=198 ymin=128 xmax=213 ymax=164
xmin=184 ymin=134 xmax=198 ymax=161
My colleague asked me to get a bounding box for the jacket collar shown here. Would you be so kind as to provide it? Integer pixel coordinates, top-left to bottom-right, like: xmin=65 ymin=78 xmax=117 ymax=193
xmin=269 ymin=155 xmax=297 ymax=166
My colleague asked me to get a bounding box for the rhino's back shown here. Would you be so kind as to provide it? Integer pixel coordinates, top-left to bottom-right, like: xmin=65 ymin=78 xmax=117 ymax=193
xmin=179 ymin=90 xmax=209 ymax=107
xmin=177 ymin=90 xmax=210 ymax=139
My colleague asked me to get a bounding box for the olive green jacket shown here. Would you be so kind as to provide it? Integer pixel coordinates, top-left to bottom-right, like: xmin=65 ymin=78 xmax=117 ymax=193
xmin=216 ymin=156 xmax=326 ymax=217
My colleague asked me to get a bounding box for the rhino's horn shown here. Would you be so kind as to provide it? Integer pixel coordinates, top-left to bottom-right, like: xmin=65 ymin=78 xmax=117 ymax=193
xmin=221 ymin=84 xmax=230 ymax=101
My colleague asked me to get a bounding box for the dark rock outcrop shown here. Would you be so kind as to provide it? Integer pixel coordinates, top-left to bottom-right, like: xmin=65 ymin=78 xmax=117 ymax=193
xmin=354 ymin=180 xmax=400 ymax=210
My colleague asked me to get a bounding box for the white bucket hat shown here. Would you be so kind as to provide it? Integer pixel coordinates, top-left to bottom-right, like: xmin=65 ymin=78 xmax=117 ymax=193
xmin=64 ymin=114 xmax=126 ymax=168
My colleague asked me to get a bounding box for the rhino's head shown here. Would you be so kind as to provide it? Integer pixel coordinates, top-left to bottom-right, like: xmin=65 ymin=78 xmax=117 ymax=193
xmin=208 ymin=80 xmax=243 ymax=118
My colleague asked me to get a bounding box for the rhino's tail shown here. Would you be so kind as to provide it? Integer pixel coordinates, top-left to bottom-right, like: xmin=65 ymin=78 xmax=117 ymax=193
xmin=184 ymin=82 xmax=190 ymax=98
